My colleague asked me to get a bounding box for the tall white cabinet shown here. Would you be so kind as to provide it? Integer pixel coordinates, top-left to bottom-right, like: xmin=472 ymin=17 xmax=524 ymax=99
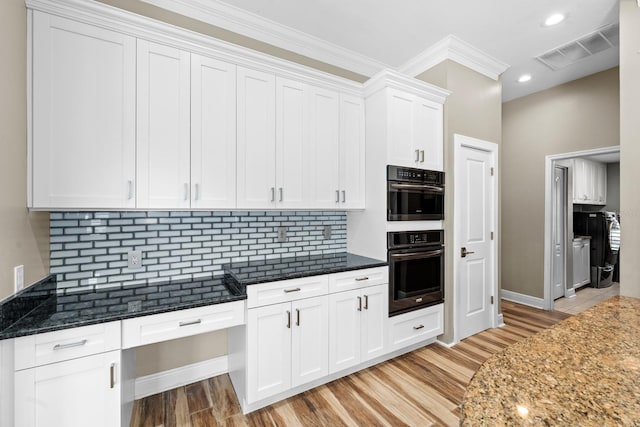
xmin=31 ymin=12 xmax=136 ymax=209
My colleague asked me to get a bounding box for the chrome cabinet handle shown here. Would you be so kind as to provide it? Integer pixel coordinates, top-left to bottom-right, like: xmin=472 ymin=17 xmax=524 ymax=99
xmin=364 ymin=295 xmax=369 ymax=310
xmin=127 ymin=180 xmax=133 ymax=200
xmin=342 ymin=190 xmax=346 ymax=203
xmin=194 ymin=183 xmax=200 ymax=201
xmin=415 ymin=149 xmax=420 ymax=162
xmin=296 ymin=308 xmax=300 ymax=326
xmin=420 ymin=150 xmax=425 ymax=163
xmin=110 ymin=363 xmax=116 ymax=389
xmin=286 ymin=310 xmax=291 ymax=328
xmin=357 ymin=296 xmax=362 ymax=311
xmin=335 ymin=190 xmax=340 ymax=203
xmin=183 ymin=183 xmax=189 ymax=201
xmin=53 ymin=340 xmax=87 ymax=351
xmin=279 ymin=187 xmax=283 ymax=202
xmin=271 ymin=187 xmax=275 ymax=202
xmin=283 ymin=287 xmax=301 ymax=293
xmin=355 ymin=276 xmax=369 ymax=282
xmin=179 ymin=319 xmax=202 ymax=327
xmin=413 ymin=324 xmax=425 ymax=330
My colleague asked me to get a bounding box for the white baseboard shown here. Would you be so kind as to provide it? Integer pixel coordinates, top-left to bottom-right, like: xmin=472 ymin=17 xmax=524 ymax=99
xmin=501 ymin=289 xmax=545 ymax=309
xmin=496 ymin=313 xmax=505 ymax=327
xmin=135 ymin=355 xmax=228 ymax=399
xmin=436 ymin=338 xmax=457 ymax=348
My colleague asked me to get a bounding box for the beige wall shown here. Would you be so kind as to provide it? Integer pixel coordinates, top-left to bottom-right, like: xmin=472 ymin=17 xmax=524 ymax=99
xmin=0 ymin=0 xmax=49 ymax=301
xmin=417 ymin=60 xmax=502 ymax=342
xmin=619 ymin=0 xmax=640 ymax=298
xmin=502 ymin=67 xmax=619 ymax=298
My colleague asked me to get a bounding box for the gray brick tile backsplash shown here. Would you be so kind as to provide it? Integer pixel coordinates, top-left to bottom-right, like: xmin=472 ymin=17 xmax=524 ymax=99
xmin=50 ymin=210 xmax=346 ymax=289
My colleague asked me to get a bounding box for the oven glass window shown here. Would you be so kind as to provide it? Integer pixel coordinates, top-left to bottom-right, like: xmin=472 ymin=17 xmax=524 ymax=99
xmin=388 ymin=189 xmax=444 ymax=219
xmin=392 ymin=256 xmax=442 ymax=300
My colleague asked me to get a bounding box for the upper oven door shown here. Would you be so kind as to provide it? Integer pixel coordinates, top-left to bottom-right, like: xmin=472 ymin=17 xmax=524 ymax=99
xmin=387 ymin=182 xmax=444 ymax=221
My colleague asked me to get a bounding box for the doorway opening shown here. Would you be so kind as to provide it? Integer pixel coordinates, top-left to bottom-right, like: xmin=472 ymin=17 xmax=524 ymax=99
xmin=543 ymin=146 xmax=620 ymax=311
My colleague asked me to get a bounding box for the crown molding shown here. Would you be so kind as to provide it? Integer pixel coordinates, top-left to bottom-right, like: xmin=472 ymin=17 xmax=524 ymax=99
xmin=26 ymin=0 xmax=364 ymax=95
xmin=398 ymin=35 xmax=510 ymax=81
xmin=364 ymin=69 xmax=450 ymax=103
xmin=138 ymin=0 xmax=389 ymax=77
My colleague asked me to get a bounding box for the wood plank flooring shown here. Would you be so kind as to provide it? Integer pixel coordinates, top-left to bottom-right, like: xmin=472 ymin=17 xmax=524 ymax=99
xmin=130 ymin=301 xmax=571 ymax=427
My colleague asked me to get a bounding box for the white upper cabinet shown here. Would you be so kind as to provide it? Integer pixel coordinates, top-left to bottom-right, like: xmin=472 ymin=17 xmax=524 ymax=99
xmin=572 ymin=158 xmax=607 ymax=205
xmin=136 ymin=40 xmax=191 ymax=209
xmin=31 ymin=12 xmax=136 ymax=209
xmin=276 ymin=78 xmax=311 ymax=208
xmin=339 ymin=94 xmax=366 ymax=209
xmin=236 ymin=67 xmax=277 ymax=209
xmin=191 ymin=55 xmax=237 ymax=209
xmin=309 ymin=86 xmax=341 ymax=208
xmin=386 ymin=88 xmax=444 ymax=171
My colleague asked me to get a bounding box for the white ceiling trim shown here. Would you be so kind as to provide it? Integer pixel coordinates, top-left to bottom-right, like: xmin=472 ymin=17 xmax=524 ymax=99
xmin=364 ymin=69 xmax=451 ymax=102
xmin=398 ymin=35 xmax=510 ymax=81
xmin=138 ymin=0 xmax=389 ymax=76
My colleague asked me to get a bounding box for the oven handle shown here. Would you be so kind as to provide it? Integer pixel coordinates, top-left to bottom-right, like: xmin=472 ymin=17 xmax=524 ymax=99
xmin=390 ymin=249 xmax=443 ymax=261
xmin=389 ymin=183 xmax=444 ymax=192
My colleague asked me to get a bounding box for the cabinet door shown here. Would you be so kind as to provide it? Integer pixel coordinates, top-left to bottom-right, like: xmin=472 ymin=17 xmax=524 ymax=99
xmin=276 ymin=78 xmax=310 ymax=208
xmin=387 ymin=89 xmax=418 ymax=168
xmin=291 ymin=296 xmax=328 ymax=388
xmin=414 ymin=97 xmax=444 ymax=171
xmin=237 ymin=67 xmax=276 ymax=208
xmin=339 ymin=94 xmax=366 ymax=209
xmin=309 ymin=86 xmax=341 ymax=208
xmin=137 ymin=40 xmax=191 ymax=209
xmin=247 ymin=303 xmax=291 ymax=403
xmin=31 ymin=12 xmax=136 ymax=209
xmin=328 ymin=289 xmax=362 ymax=374
xmin=595 ymin=163 xmax=607 ymax=204
xmin=581 ymin=241 xmax=591 ymax=286
xmin=191 ymin=54 xmax=236 ymax=209
xmin=573 ymin=159 xmax=588 ymax=203
xmin=361 ymin=284 xmax=387 ymax=362
xmin=572 ymin=241 xmax=582 ymax=288
xmin=15 ymin=350 xmax=121 ymax=427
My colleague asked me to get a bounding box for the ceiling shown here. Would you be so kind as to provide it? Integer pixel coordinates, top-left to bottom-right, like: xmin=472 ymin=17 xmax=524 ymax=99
xmin=141 ymin=0 xmax=620 ymax=101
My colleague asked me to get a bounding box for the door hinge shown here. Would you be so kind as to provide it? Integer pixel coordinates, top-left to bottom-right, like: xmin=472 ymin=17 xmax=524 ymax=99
xmin=491 ymin=231 xmax=494 ymax=240
xmin=491 ymin=296 xmax=494 ymax=304
xmin=490 ymin=167 xmax=494 ymax=176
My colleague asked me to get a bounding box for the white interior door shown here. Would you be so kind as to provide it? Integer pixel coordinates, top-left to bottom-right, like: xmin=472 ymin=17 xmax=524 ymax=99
xmin=455 ymin=135 xmax=497 ymax=341
xmin=552 ymin=167 xmax=567 ymax=299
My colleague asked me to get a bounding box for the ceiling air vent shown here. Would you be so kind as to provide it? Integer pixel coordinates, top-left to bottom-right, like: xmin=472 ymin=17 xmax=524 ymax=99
xmin=536 ymin=23 xmax=619 ymax=71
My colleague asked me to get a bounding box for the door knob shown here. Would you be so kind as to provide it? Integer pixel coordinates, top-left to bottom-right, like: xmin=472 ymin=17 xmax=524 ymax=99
xmin=461 ymin=247 xmax=475 ymax=258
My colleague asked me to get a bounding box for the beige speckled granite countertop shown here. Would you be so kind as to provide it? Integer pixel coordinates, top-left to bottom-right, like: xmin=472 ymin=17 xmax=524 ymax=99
xmin=461 ymin=296 xmax=640 ymax=426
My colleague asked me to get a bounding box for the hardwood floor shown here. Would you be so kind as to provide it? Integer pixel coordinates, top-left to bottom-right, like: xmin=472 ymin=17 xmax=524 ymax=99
xmin=130 ymin=301 xmax=571 ymax=427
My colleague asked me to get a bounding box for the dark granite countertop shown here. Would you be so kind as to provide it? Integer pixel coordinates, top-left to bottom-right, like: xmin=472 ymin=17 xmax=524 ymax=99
xmin=223 ymin=252 xmax=387 ymax=286
xmin=0 ymin=252 xmax=386 ymax=340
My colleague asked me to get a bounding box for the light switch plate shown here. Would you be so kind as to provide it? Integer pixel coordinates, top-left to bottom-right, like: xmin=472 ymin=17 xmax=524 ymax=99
xmin=14 ymin=265 xmax=24 ymax=292
xmin=323 ymin=225 xmax=332 ymax=239
xmin=128 ymin=250 xmax=143 ymax=269
xmin=277 ymin=227 xmax=288 ymax=243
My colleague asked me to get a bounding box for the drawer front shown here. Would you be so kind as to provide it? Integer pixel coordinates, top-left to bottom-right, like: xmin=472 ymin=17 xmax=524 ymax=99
xmin=14 ymin=321 xmax=121 ymax=370
xmin=122 ymin=300 xmax=245 ymax=349
xmin=328 ymin=267 xmax=388 ymax=293
xmin=388 ymin=304 xmax=443 ymax=351
xmin=247 ymin=276 xmax=329 ymax=308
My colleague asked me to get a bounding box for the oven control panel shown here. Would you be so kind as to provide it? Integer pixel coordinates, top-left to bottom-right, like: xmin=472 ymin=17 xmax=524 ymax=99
xmin=388 ymin=230 xmax=444 ymax=249
xmin=387 ymin=165 xmax=444 ymax=185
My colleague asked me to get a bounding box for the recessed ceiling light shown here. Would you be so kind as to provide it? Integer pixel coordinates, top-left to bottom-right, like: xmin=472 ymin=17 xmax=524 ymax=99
xmin=544 ymin=13 xmax=566 ymax=27
xmin=517 ymin=74 xmax=532 ymax=83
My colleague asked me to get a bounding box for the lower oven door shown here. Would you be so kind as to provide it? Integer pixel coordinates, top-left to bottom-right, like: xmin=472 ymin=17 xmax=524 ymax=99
xmin=388 ymin=247 xmax=444 ymax=316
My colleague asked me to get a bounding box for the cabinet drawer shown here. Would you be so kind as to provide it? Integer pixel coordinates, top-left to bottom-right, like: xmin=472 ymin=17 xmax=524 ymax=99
xmin=14 ymin=321 xmax=121 ymax=371
xmin=388 ymin=304 xmax=443 ymax=351
xmin=247 ymin=276 xmax=329 ymax=308
xmin=122 ymin=300 xmax=245 ymax=349
xmin=328 ymin=267 xmax=388 ymax=293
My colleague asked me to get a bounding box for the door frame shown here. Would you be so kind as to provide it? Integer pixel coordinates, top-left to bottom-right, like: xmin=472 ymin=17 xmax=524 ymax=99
xmin=543 ymin=145 xmax=620 ymax=310
xmin=453 ymin=134 xmax=499 ymax=344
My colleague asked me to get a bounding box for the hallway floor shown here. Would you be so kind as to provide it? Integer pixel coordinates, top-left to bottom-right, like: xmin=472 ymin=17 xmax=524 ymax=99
xmin=553 ymin=282 xmax=620 ymax=314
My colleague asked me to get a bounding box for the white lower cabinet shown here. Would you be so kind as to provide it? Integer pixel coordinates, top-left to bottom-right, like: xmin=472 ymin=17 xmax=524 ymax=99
xmin=388 ymin=304 xmax=443 ymax=352
xmin=328 ymin=283 xmax=387 ymax=373
xmin=573 ymin=238 xmax=591 ymax=288
xmin=247 ymin=295 xmax=328 ymax=403
xmin=15 ymin=350 xmax=122 ymax=427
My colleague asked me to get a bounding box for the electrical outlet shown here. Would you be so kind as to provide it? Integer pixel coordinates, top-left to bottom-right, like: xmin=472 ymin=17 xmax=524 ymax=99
xmin=127 ymin=250 xmax=143 ymax=270
xmin=323 ymin=225 xmax=332 ymax=239
xmin=277 ymin=226 xmax=288 ymax=243
xmin=14 ymin=265 xmax=24 ymax=292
